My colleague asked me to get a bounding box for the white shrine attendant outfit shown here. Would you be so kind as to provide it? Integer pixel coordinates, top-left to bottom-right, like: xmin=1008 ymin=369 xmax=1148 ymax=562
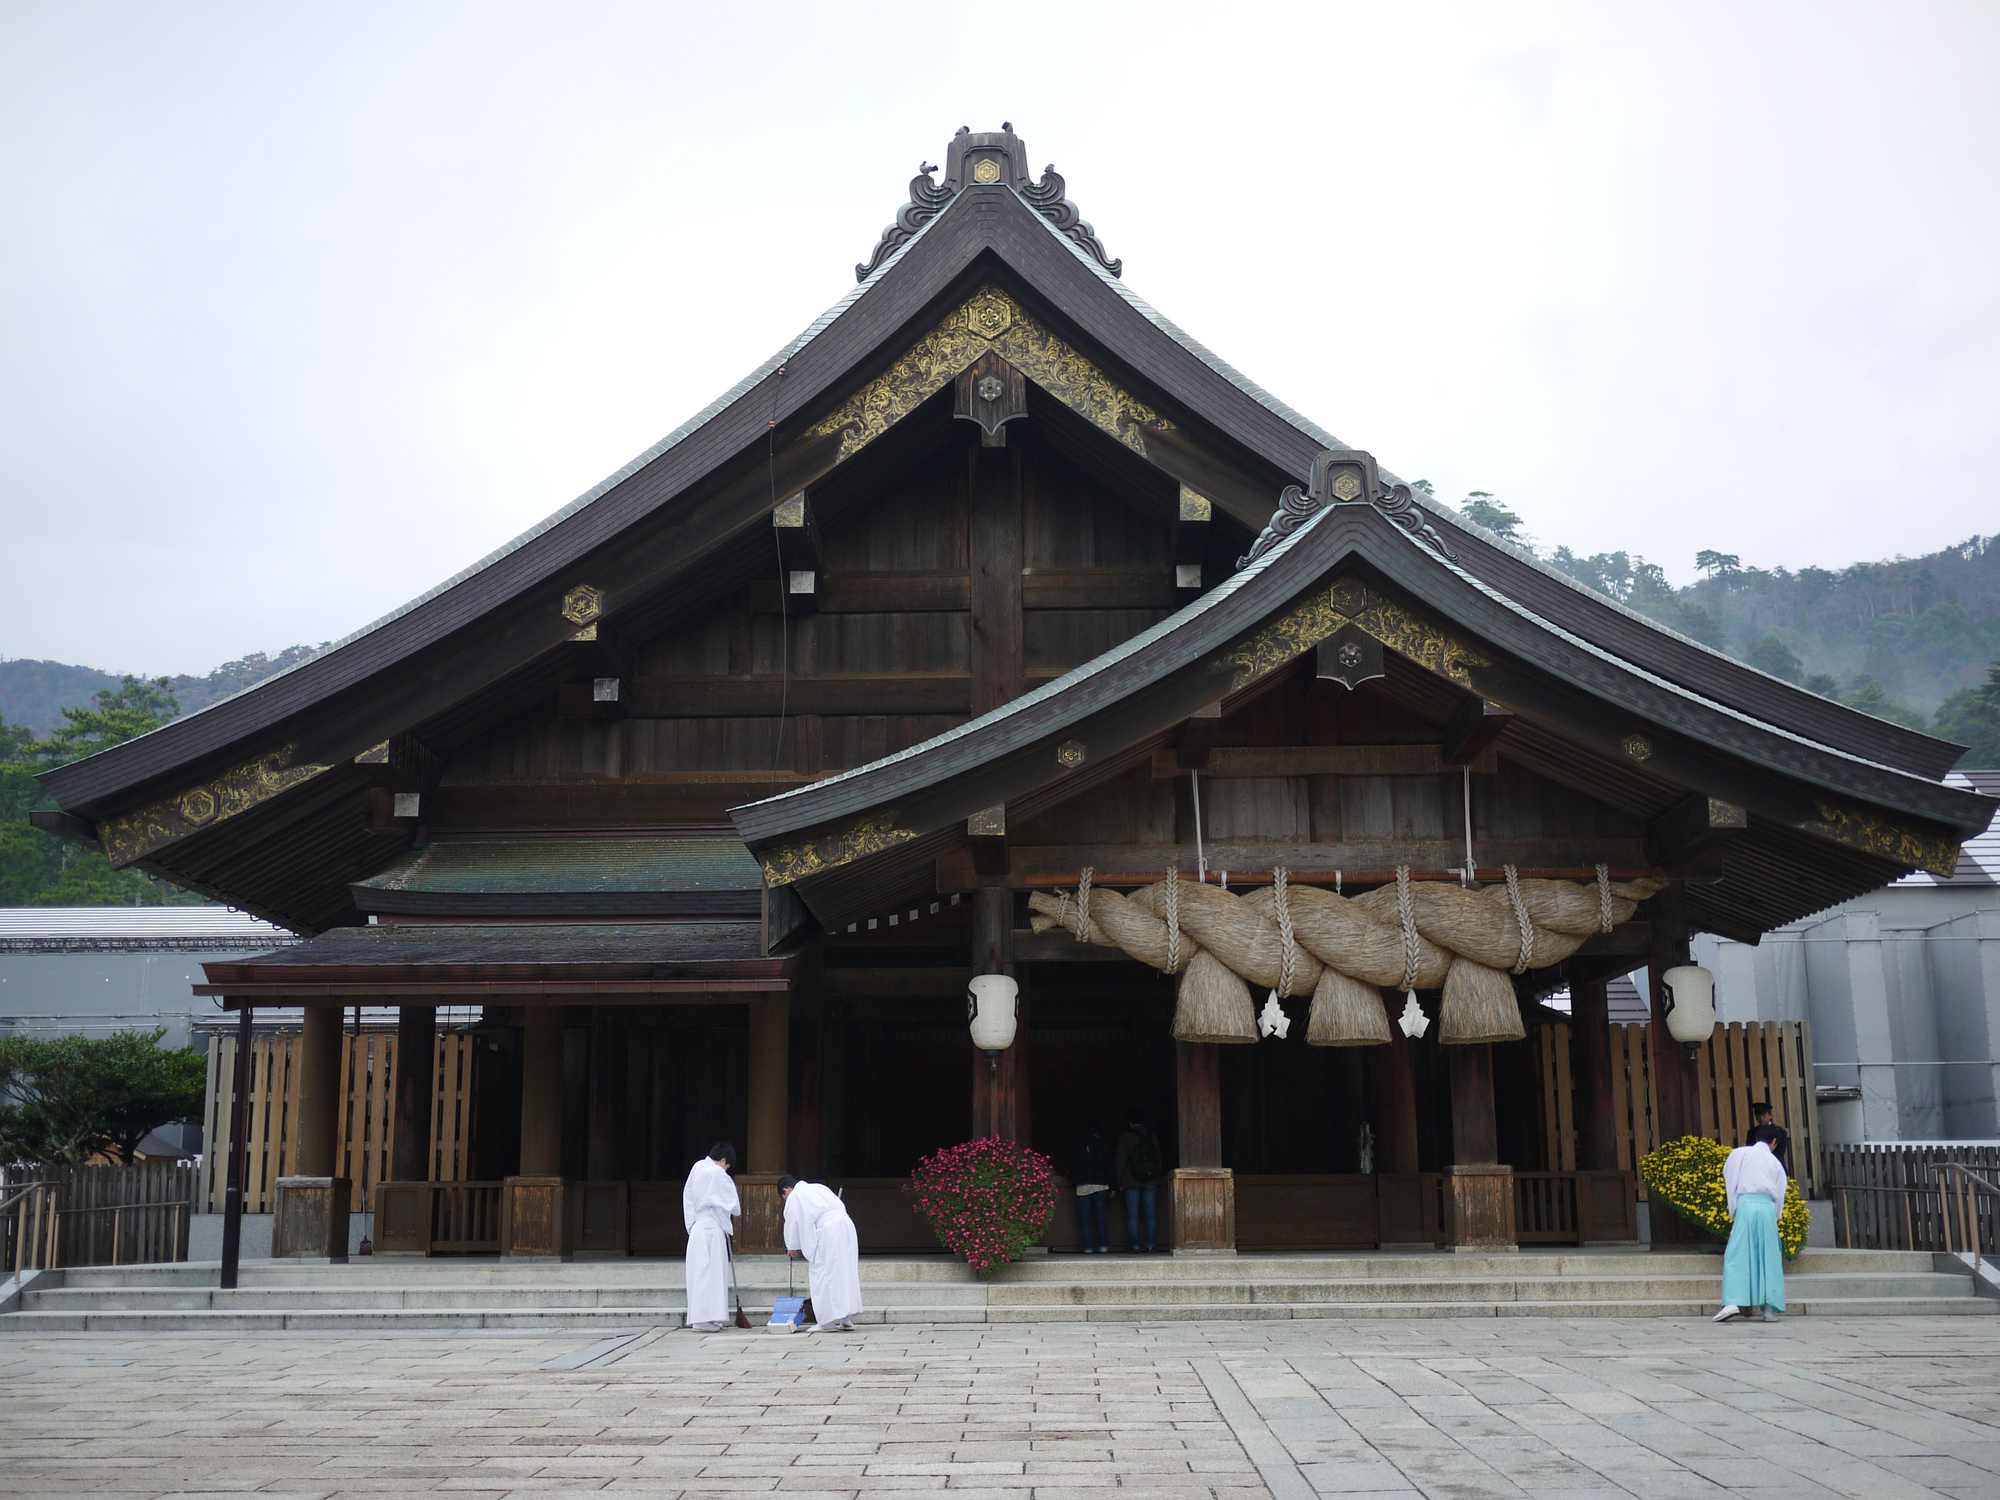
xmin=682 ymin=1156 xmax=739 ymax=1331
xmin=1714 ymin=1140 xmax=1788 ymax=1322
xmin=783 ymin=1181 xmax=863 ymax=1330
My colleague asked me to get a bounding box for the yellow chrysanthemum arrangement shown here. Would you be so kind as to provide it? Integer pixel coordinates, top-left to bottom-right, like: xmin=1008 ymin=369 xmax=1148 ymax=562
xmin=1640 ymin=1135 xmax=1810 ymax=1259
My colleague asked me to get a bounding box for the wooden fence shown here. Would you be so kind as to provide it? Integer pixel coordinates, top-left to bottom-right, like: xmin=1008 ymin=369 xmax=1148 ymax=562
xmin=1821 ymin=1143 xmax=2000 ymax=1252
xmin=200 ymin=1029 xmax=484 ymax=1213
xmin=1528 ymin=1020 xmax=1819 ymax=1199
xmin=3 ymin=1162 xmax=195 ymax=1269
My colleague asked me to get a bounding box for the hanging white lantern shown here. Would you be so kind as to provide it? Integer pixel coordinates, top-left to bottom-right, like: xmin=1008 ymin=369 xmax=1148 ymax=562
xmin=1661 ymin=965 xmax=1717 ymax=1046
xmin=967 ymin=974 xmax=1020 ymax=1053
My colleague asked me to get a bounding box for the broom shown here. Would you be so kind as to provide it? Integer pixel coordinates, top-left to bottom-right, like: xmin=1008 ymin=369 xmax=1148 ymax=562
xmin=723 ymin=1216 xmax=751 ymax=1329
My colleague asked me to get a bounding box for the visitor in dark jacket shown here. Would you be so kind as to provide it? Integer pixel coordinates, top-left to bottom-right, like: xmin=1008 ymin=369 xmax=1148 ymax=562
xmin=1070 ymin=1122 xmax=1115 ymax=1254
xmin=1115 ymin=1110 xmax=1162 ymax=1252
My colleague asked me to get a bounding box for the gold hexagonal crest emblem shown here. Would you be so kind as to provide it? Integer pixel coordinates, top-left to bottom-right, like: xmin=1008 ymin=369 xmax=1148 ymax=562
xmin=965 ymin=292 xmax=1013 ymax=341
xmin=561 ymin=584 xmax=602 ymax=625
xmin=1056 ymin=739 xmax=1086 ymax=770
xmin=971 ymin=158 xmax=1003 ymax=184
xmin=1622 ymin=733 xmax=1653 ymax=762
xmin=1330 ymin=471 xmax=1363 ymax=502
xmin=178 ymin=787 xmax=218 ymax=825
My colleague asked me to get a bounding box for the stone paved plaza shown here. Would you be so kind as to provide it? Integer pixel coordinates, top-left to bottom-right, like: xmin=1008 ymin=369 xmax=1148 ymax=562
xmin=2 ymin=1316 xmax=1997 ymax=1499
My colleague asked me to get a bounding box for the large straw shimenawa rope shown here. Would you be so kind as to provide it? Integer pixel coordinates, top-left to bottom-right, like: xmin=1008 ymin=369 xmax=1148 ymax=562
xmin=1031 ymin=868 xmax=1663 ymax=1047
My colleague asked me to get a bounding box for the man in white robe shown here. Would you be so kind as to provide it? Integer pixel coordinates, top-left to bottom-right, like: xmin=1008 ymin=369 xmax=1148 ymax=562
xmin=682 ymin=1143 xmax=740 ymax=1332
xmin=781 ymin=1175 xmax=862 ymax=1331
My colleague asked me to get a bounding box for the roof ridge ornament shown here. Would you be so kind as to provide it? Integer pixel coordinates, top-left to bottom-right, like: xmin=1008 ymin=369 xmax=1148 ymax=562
xmin=856 ymin=126 xmax=1121 ymax=282
xmin=856 ymin=162 xmax=956 ymax=282
xmin=1238 ymin=449 xmax=1458 ymax=569
xmin=1021 ymin=163 xmax=1122 ymax=277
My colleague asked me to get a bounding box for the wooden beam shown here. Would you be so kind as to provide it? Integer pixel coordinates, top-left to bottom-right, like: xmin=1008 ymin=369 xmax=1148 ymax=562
xmin=938 ymin=839 xmax=1655 ymax=888
xmin=1150 ymin=744 xmax=1496 ymax=778
xmin=1020 ymin=569 xmax=1177 ymax=610
xmin=818 ymin=967 xmax=976 ymax=998
xmin=1174 ymin=487 xmax=1211 ymax=605
xmin=1647 ymin=794 xmax=1748 ymax=865
xmin=968 ymin=805 xmax=1009 ymax=878
xmin=28 ymin=809 xmax=100 ymax=850
xmin=1443 ymin=697 xmax=1513 ymax=767
xmin=559 ymin=672 xmax=972 ymax=719
xmin=772 ymin=490 xmax=822 ymax=614
xmin=1174 ymin=700 xmax=1224 ymax=770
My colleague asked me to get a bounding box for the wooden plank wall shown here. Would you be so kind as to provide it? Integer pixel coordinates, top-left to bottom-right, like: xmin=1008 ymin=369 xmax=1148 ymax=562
xmin=1694 ymin=1021 xmax=1822 ymax=1197
xmin=201 ymin=1030 xmax=479 ymax=1212
xmin=1529 ymin=1020 xmax=1818 ymax=1200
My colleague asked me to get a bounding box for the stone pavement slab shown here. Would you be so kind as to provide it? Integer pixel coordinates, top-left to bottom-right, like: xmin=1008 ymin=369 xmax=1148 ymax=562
xmin=0 ymin=1317 xmax=1996 ymax=1498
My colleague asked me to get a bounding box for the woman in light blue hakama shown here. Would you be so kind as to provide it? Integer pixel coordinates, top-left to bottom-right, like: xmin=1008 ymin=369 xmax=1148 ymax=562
xmin=1714 ymin=1127 xmax=1788 ymax=1323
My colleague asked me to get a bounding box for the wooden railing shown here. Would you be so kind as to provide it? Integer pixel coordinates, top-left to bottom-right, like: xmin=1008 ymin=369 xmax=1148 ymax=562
xmin=1510 ymin=1170 xmax=1638 ymax=1245
xmin=1937 ymin=1164 xmax=2000 ymax=1272
xmin=2 ymin=1164 xmax=195 ymax=1270
xmin=373 ymin=1181 xmax=504 ymax=1255
xmin=1513 ymin=1172 xmax=1579 ymax=1243
xmin=1824 ymin=1144 xmax=2000 ymax=1252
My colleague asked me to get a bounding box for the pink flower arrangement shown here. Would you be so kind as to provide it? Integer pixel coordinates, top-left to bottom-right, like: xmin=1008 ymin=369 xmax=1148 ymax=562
xmin=905 ymin=1136 xmax=1057 ymax=1274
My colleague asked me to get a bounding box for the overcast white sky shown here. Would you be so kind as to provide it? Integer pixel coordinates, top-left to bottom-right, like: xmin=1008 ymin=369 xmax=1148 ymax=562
xmin=3 ymin=1 xmax=1997 ymax=677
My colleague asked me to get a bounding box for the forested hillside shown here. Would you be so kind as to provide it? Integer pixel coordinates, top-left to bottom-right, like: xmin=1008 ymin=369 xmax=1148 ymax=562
xmin=1437 ymin=488 xmax=2000 ymax=767
xmin=0 ymin=646 xmax=321 ymax=736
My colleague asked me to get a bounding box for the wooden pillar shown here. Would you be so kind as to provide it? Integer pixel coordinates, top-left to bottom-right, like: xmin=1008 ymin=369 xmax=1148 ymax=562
xmin=737 ymin=992 xmax=790 ymax=1253
xmin=297 ymin=1004 xmax=343 ymax=1177
xmin=1446 ymin=1043 xmax=1515 ymax=1250
xmin=391 ymin=1004 xmax=437 ymax=1183
xmin=506 ymin=1006 xmax=571 ymax=1258
xmin=1369 ymin=1035 xmax=1421 ymax=1174
xmin=1648 ymin=885 xmax=1695 ymax=1143
xmin=1646 ymin=885 xmax=1701 ymax=1244
xmin=273 ymin=1004 xmax=349 ymax=1259
xmin=1571 ymin=981 xmax=1619 ymax=1171
xmin=1449 ymin=1045 xmax=1499 ymax=1164
xmin=969 ymin=887 xmax=1028 ymax=1141
xmin=587 ymin=1007 xmax=626 ymax=1181
xmin=518 ymin=1007 xmax=564 ymax=1177
xmin=1172 ymin=1039 xmax=1233 ymax=1253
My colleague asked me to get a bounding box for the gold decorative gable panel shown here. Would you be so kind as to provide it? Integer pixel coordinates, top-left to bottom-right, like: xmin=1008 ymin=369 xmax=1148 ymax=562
xmin=807 ymin=286 xmax=1171 ymax=460
xmin=99 ymin=746 xmax=333 ymax=868
xmin=757 ymin=810 xmax=917 ymax=888
xmin=1215 ymin=576 xmax=1487 ymax=693
xmin=1803 ymin=802 xmax=1961 ymax=879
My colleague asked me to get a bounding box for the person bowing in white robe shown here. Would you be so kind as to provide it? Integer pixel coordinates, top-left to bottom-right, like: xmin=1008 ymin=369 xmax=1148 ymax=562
xmin=781 ymin=1175 xmax=862 ymax=1331
xmin=682 ymin=1143 xmax=740 ymax=1331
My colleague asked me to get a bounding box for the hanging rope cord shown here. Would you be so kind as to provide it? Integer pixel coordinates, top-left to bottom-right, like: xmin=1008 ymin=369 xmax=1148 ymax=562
xmin=1165 ymin=862 xmax=1181 ymax=972
xmin=1272 ymin=866 xmax=1297 ymax=997
xmin=1504 ymin=863 xmax=1535 ymax=976
xmin=1394 ymin=864 xmax=1420 ymax=996
xmin=1596 ymin=862 xmax=1613 ymax=933
xmin=1074 ymin=866 xmax=1093 ymax=943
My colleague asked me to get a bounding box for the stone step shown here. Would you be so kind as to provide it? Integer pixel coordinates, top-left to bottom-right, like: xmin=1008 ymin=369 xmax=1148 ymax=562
xmin=4 ymin=1289 xmax=1985 ymax=1334
xmin=982 ymin=1273 xmax=1975 ymax=1306
xmin=21 ymin=1282 xmax=987 ymax=1312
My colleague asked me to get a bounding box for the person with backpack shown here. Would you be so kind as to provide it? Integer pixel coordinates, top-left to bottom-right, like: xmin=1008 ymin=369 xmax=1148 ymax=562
xmin=1115 ymin=1110 xmax=1162 ymax=1252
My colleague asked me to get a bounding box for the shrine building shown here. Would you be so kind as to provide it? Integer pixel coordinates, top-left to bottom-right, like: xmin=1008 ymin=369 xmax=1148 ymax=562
xmin=35 ymin=126 xmax=1995 ymax=1261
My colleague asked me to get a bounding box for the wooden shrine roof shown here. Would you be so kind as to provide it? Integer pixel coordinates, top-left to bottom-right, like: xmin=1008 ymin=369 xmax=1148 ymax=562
xmin=32 ymin=125 xmax=1993 ymax=935
xmin=195 ymin=920 xmax=792 ymax=1001
xmin=350 ymin=829 xmax=763 ymax=919
xmin=731 ymin=497 xmax=1995 ymax=942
